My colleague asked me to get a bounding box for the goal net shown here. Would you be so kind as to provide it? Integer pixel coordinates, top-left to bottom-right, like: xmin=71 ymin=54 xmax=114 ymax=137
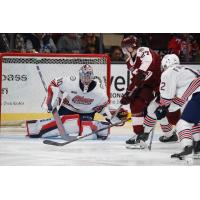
xmin=0 ymin=53 xmax=111 ymax=127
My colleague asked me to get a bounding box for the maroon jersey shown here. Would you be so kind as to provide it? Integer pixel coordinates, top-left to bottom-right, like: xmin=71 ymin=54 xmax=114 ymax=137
xmin=126 ymin=47 xmax=161 ymax=92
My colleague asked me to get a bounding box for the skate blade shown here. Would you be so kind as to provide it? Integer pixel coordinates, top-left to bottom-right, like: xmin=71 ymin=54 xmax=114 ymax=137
xmin=126 ymin=145 xmax=145 ymax=149
xmin=193 ymin=154 xmax=200 ymax=159
xmin=171 ymin=154 xmax=194 ymax=164
xmin=126 ymin=141 xmax=146 ymax=150
xmin=185 ymin=155 xmax=194 ymax=165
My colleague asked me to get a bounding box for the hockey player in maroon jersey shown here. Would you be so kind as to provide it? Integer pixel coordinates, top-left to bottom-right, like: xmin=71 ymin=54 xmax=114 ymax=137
xmin=120 ymin=35 xmax=162 ymax=148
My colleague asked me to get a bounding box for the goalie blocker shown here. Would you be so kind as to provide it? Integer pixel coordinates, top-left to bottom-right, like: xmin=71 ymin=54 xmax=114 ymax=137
xmin=26 ymin=107 xmax=128 ymax=140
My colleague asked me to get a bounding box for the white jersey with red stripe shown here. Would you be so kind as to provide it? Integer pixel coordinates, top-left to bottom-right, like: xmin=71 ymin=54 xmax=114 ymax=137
xmin=49 ymin=76 xmax=108 ymax=114
xmin=160 ymin=65 xmax=200 ymax=107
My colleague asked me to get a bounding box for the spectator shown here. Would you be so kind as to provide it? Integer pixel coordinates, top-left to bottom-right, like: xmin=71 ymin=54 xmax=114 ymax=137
xmin=168 ymin=34 xmax=181 ymax=56
xmin=14 ymin=33 xmax=26 ymax=52
xmin=109 ymin=46 xmax=123 ymax=61
xmin=15 ymin=33 xmax=57 ymax=53
xmin=179 ymin=34 xmax=193 ymax=62
xmin=190 ymin=38 xmax=199 ymax=62
xmin=85 ymin=44 xmax=97 ymax=54
xmin=0 ymin=34 xmax=10 ymax=52
xmin=57 ymin=33 xmax=82 ymax=53
xmin=81 ymin=33 xmax=104 ymax=53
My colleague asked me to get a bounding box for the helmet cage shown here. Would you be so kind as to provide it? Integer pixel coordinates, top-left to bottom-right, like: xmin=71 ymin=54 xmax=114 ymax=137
xmin=79 ymin=64 xmax=94 ymax=85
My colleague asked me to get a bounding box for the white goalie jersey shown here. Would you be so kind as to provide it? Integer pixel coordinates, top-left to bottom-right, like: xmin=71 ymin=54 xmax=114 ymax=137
xmin=160 ymin=66 xmax=200 ymax=107
xmin=48 ymin=76 xmax=109 ymax=114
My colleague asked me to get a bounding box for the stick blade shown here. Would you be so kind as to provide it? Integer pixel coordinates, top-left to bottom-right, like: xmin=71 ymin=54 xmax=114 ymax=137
xmin=43 ymin=139 xmax=66 ymax=146
xmin=43 ymin=135 xmax=77 ymax=146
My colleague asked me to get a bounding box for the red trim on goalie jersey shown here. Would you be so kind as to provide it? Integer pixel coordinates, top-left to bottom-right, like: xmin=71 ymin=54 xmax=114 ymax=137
xmin=50 ymin=79 xmax=58 ymax=87
xmin=92 ymin=101 xmax=109 ymax=113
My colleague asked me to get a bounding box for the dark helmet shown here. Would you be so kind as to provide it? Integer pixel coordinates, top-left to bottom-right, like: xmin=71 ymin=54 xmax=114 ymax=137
xmin=121 ymin=35 xmax=139 ymax=49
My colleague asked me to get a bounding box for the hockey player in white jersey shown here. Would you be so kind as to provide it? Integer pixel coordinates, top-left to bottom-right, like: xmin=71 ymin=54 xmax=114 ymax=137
xmin=142 ymin=54 xmax=181 ymax=145
xmin=27 ymin=64 xmax=128 ymax=139
xmin=153 ymin=55 xmax=200 ymax=160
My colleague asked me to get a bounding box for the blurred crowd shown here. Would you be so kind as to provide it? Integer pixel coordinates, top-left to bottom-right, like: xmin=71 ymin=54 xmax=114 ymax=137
xmin=0 ymin=33 xmax=200 ymax=62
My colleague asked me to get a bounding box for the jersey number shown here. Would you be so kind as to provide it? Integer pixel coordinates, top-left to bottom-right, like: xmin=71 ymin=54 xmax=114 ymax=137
xmin=57 ymin=78 xmax=63 ymax=86
xmin=160 ymin=82 xmax=166 ymax=91
xmin=141 ymin=51 xmax=149 ymax=58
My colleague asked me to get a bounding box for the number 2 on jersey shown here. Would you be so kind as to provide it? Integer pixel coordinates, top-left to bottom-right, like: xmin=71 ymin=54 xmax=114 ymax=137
xmin=160 ymin=82 xmax=166 ymax=91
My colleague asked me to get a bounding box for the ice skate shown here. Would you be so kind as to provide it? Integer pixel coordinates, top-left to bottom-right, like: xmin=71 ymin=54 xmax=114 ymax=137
xmin=193 ymin=140 xmax=200 ymax=159
xmin=159 ymin=131 xmax=178 ymax=143
xmin=126 ymin=132 xmax=149 ymax=149
xmin=171 ymin=146 xmax=193 ymax=160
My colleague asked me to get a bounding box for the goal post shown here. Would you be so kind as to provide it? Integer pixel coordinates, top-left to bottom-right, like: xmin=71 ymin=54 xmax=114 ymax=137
xmin=0 ymin=53 xmax=111 ymax=123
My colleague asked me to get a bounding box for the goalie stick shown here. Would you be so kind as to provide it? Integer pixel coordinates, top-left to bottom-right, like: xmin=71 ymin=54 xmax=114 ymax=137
xmin=43 ymin=118 xmax=131 ymax=146
xmin=36 ymin=65 xmax=76 ymax=141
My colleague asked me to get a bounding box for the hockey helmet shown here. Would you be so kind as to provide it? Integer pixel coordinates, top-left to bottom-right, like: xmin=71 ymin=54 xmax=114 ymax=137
xmin=121 ymin=35 xmax=139 ymax=49
xmin=161 ymin=54 xmax=180 ymax=71
xmin=79 ymin=64 xmax=94 ymax=85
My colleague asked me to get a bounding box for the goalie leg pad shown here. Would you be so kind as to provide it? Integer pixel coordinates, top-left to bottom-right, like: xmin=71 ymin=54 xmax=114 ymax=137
xmin=81 ymin=121 xmax=110 ymax=140
xmin=27 ymin=114 xmax=81 ymax=138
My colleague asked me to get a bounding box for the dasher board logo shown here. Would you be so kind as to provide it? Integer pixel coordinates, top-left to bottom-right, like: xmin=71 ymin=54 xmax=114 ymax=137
xmin=70 ymin=75 xmax=76 ymax=81
xmin=72 ymin=95 xmax=94 ymax=105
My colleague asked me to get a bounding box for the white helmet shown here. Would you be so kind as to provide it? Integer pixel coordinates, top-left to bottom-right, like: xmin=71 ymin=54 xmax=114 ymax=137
xmin=161 ymin=54 xmax=180 ymax=71
xmin=79 ymin=64 xmax=94 ymax=85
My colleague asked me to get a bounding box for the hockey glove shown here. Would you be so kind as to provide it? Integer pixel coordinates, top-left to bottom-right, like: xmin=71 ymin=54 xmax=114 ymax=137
xmin=47 ymin=103 xmax=53 ymax=113
xmin=120 ymin=91 xmax=132 ymax=105
xmin=117 ymin=108 xmax=129 ymax=121
xmin=135 ymin=69 xmax=146 ymax=87
xmin=155 ymin=105 xmax=169 ymax=120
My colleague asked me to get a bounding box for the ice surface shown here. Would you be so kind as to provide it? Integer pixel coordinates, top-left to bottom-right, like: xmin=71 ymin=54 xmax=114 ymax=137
xmin=1 ymin=124 xmax=200 ymax=166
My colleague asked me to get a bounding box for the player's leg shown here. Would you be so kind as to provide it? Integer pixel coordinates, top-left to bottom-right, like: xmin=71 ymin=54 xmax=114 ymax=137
xmin=27 ymin=114 xmax=81 ymax=138
xmin=191 ymin=123 xmax=200 ymax=157
xmin=126 ymin=86 xmax=154 ymax=148
xmin=171 ymin=92 xmax=200 ymax=160
xmin=171 ymin=119 xmax=193 ymax=160
xmin=81 ymin=120 xmax=110 ymax=140
xmin=59 ymin=106 xmax=109 ymax=140
xmin=159 ymin=109 xmax=180 ymax=142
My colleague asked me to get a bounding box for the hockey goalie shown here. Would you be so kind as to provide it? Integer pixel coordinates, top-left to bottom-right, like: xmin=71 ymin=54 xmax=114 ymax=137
xmin=26 ymin=64 xmax=128 ymax=139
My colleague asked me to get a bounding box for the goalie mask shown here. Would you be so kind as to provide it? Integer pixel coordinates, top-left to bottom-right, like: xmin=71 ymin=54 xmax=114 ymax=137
xmin=79 ymin=64 xmax=94 ymax=85
xmin=79 ymin=65 xmax=94 ymax=93
xmin=161 ymin=54 xmax=180 ymax=71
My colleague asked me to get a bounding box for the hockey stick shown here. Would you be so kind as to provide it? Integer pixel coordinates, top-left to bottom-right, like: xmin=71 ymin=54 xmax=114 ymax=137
xmin=36 ymin=65 xmax=76 ymax=141
xmin=148 ymin=127 xmax=155 ymax=151
xmin=111 ymin=86 xmax=138 ymax=119
xmin=43 ymin=118 xmax=131 ymax=146
xmin=147 ymin=96 xmax=158 ymax=151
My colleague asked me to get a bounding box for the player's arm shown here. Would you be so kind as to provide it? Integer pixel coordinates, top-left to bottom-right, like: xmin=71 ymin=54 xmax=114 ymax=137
xmin=92 ymin=95 xmax=128 ymax=124
xmin=132 ymin=48 xmax=154 ymax=87
xmin=46 ymin=77 xmax=65 ymax=112
xmin=120 ymin=49 xmax=153 ymax=105
xmin=155 ymin=69 xmax=177 ymax=119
